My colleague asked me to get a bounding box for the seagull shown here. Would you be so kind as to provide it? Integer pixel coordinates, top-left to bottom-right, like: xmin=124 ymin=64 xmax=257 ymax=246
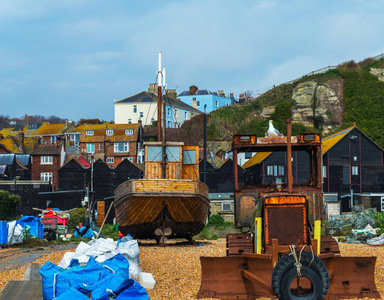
xmin=267 ymin=120 xmax=282 ymax=137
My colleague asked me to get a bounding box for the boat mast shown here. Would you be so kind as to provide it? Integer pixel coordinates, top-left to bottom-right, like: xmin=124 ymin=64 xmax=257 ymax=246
xmin=157 ymin=51 xmax=167 ymax=179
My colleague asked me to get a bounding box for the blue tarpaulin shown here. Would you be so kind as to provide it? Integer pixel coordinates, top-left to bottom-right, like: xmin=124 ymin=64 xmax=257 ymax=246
xmin=40 ymin=253 xmax=148 ymax=300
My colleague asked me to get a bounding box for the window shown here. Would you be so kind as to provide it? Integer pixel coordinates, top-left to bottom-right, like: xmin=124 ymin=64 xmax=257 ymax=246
xmin=133 ymin=105 xmax=137 ymax=113
xmin=381 ymin=197 xmax=384 ymax=211
xmin=99 ymin=143 xmax=103 ymax=151
xmin=114 ymin=142 xmax=129 ymax=153
xmin=244 ymin=152 xmax=252 ymax=159
xmin=184 ymin=112 xmax=187 ymax=119
xmin=106 ymin=157 xmax=114 ymax=164
xmin=215 ymin=100 xmax=219 ymax=107
xmin=226 ymin=103 xmax=229 ymax=106
xmin=175 ymin=108 xmax=177 ymax=115
xmin=40 ymin=172 xmax=52 ymax=182
xmin=222 ymin=203 xmax=231 ymax=211
xmin=106 ymin=129 xmax=114 ymax=136
xmin=51 ymin=136 xmax=57 ymax=144
xmin=352 ymin=166 xmax=359 ymax=176
xmin=184 ymin=150 xmax=197 ymax=164
xmin=70 ymin=134 xmax=80 ymax=145
xmin=122 ymin=157 xmax=134 ymax=163
xmin=86 ymin=130 xmax=94 ymax=136
xmin=87 ymin=143 xmax=95 ymax=153
xmin=41 ymin=156 xmax=53 ymax=164
xmin=151 ymin=118 xmax=155 ymax=124
xmin=140 ymin=112 xmax=143 ymax=118
xmin=323 ymin=166 xmax=327 ymax=178
xmin=125 ymin=129 xmax=134 ymax=135
xmin=197 ymin=101 xmax=200 ymax=107
xmin=267 ymin=165 xmax=284 ymax=176
xmin=167 ymin=120 xmax=171 ymax=128
xmin=128 ymin=119 xmax=132 ymax=124
xmin=168 ymin=107 xmax=171 ymax=116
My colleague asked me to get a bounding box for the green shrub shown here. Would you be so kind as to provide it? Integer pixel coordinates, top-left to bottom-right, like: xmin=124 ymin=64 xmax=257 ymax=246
xmin=371 ymin=212 xmax=384 ymax=234
xmin=68 ymin=208 xmax=88 ymax=230
xmin=0 ymin=190 xmax=20 ymax=220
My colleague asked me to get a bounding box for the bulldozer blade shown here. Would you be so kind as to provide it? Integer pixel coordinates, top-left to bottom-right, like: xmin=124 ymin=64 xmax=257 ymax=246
xmin=197 ymin=256 xmax=276 ymax=300
xmin=321 ymin=255 xmax=380 ymax=299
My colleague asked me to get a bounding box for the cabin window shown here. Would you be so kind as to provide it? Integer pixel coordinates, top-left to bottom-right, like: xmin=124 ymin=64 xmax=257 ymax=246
xmin=166 ymin=146 xmax=180 ymax=162
xmin=267 ymin=165 xmax=284 ymax=176
xmin=352 ymin=166 xmax=359 ymax=176
xmin=244 ymin=152 xmax=252 ymax=159
xmin=125 ymin=129 xmax=134 ymax=135
xmin=87 ymin=143 xmax=95 ymax=153
xmin=222 ymin=203 xmax=231 ymax=211
xmin=114 ymin=142 xmax=129 ymax=153
xmin=323 ymin=166 xmax=327 ymax=178
xmin=106 ymin=157 xmax=114 ymax=164
xmin=99 ymin=143 xmax=103 ymax=151
xmin=41 ymin=156 xmax=53 ymax=164
xmin=106 ymin=129 xmax=114 ymax=136
xmin=133 ymin=105 xmax=137 ymax=113
xmin=147 ymin=146 xmax=162 ymax=162
xmin=184 ymin=150 xmax=197 ymax=164
xmin=40 ymin=172 xmax=52 ymax=182
xmin=86 ymin=130 xmax=94 ymax=136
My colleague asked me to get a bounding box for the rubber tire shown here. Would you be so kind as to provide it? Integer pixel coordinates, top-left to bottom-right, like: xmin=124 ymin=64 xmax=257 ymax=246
xmin=272 ymin=251 xmax=330 ymax=300
xmin=280 ymin=266 xmax=323 ymax=300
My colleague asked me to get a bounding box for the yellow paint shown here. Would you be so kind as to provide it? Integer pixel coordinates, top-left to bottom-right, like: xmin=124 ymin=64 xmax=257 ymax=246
xmin=254 ymin=217 xmax=262 ymax=254
xmin=314 ymin=220 xmax=321 ymax=254
xmin=265 ymin=196 xmax=306 ymax=205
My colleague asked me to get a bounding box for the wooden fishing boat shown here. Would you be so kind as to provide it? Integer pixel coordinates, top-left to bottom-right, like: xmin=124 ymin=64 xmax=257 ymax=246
xmin=114 ymin=142 xmax=209 ymax=242
xmin=114 ymin=51 xmax=209 ymax=243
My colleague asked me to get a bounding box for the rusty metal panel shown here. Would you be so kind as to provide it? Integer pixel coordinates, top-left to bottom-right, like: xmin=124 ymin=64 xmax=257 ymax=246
xmin=236 ymin=193 xmax=257 ymax=227
xmin=226 ymin=233 xmax=253 ymax=256
xmin=264 ymin=204 xmax=307 ymax=246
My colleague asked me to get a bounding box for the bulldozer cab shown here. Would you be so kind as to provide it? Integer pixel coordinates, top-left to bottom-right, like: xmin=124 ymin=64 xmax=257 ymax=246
xmin=233 ymin=132 xmax=323 ymax=228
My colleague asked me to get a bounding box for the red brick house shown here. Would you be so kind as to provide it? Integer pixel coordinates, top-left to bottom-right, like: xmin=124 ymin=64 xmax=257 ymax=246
xmin=30 ymin=144 xmax=63 ymax=189
xmin=77 ymin=123 xmax=142 ymax=166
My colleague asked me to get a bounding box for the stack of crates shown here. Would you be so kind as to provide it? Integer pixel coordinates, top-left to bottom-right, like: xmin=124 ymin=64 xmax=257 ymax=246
xmin=0 ymin=221 xmax=7 ymax=245
xmin=226 ymin=233 xmax=254 ymax=256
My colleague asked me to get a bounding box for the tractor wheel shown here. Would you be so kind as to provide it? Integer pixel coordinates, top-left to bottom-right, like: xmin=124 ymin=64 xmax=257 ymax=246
xmin=272 ymin=251 xmax=330 ymax=300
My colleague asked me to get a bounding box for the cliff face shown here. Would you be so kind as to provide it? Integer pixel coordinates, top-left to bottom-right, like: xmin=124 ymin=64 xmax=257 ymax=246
xmin=260 ymin=78 xmax=345 ymax=134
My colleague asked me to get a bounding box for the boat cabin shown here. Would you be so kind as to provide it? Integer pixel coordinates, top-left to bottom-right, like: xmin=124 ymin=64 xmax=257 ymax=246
xmin=144 ymin=142 xmax=199 ymax=180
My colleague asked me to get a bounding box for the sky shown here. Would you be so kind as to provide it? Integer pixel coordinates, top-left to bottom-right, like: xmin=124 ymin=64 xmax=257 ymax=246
xmin=1 ymin=0 xmax=384 ymax=122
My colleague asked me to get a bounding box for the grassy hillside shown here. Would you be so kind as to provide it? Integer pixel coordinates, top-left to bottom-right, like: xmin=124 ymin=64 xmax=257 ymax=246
xmin=195 ymin=57 xmax=384 ymax=148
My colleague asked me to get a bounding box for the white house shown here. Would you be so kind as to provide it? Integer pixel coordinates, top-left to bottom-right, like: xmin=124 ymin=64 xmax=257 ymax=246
xmin=114 ymin=84 xmax=201 ymax=127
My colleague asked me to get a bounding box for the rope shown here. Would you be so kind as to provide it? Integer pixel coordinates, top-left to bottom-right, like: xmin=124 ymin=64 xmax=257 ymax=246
xmin=289 ymin=245 xmax=302 ymax=277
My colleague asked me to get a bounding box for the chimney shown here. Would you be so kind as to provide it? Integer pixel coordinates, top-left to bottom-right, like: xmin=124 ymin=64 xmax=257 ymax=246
xmin=166 ymin=89 xmax=177 ymax=99
xmin=192 ymin=97 xmax=197 ymax=108
xmin=189 ymin=85 xmax=198 ymax=95
xmin=218 ymin=90 xmax=225 ymax=97
xmin=148 ymin=83 xmax=158 ymax=95
xmin=18 ymin=130 xmax=24 ymax=152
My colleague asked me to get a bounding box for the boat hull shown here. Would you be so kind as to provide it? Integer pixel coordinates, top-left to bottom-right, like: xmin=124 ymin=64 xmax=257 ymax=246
xmin=114 ymin=179 xmax=210 ymax=240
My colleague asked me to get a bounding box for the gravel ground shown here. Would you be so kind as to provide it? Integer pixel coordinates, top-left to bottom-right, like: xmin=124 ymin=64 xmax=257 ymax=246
xmin=0 ymin=239 xmax=383 ymax=299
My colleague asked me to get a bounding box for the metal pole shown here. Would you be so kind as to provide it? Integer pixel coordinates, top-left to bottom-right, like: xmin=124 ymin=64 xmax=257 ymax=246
xmin=286 ymin=119 xmax=293 ymax=193
xmin=203 ymin=104 xmax=207 ymax=184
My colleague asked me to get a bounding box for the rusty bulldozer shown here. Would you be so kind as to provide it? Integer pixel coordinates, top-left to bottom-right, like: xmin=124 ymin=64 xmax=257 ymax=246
xmin=198 ymin=120 xmax=380 ymax=300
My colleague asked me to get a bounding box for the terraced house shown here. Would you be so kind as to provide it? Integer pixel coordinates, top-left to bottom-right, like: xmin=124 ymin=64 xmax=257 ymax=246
xmin=76 ymin=123 xmax=143 ymax=166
